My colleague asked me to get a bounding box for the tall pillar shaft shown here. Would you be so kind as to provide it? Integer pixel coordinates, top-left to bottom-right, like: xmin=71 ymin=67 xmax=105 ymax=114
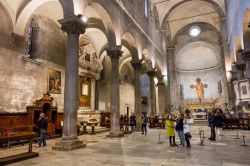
xmin=131 ymin=61 xmax=142 ymax=130
xmin=157 ymin=80 xmax=166 ymax=116
xmin=241 ymin=50 xmax=250 ymax=79
xmin=94 ymin=80 xmax=99 ymax=110
xmin=147 ymin=71 xmax=156 ymax=117
xmin=107 ymin=46 xmax=123 ymax=137
xmin=167 ymin=47 xmax=176 ymax=111
xmin=53 ymin=16 xmax=86 ymax=151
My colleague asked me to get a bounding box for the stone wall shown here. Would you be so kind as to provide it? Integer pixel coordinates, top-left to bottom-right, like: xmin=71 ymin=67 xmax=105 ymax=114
xmin=0 ymin=9 xmax=66 ymax=113
xmin=0 ymin=47 xmax=65 ymax=113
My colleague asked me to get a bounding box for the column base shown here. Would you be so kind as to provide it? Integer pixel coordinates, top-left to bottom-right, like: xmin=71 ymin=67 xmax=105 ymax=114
xmin=52 ymin=139 xmax=86 ymax=151
xmin=107 ymin=131 xmax=124 ymax=138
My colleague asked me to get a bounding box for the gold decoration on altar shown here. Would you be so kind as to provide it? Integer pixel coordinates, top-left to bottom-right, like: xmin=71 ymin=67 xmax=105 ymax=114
xmin=186 ymin=102 xmax=215 ymax=110
xmin=190 ymin=78 xmax=208 ymax=103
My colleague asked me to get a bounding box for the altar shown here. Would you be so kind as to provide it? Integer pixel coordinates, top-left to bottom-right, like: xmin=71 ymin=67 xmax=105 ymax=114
xmin=186 ymin=102 xmax=215 ymax=120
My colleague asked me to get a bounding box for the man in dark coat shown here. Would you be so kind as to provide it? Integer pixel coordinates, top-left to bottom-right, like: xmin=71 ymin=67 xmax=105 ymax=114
xmin=38 ymin=113 xmax=48 ymax=147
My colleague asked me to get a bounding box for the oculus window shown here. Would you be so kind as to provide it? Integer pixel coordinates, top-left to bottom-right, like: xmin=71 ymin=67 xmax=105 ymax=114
xmin=189 ymin=26 xmax=201 ymax=37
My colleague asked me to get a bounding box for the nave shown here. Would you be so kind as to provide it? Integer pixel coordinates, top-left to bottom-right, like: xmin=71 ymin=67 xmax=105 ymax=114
xmin=2 ymin=126 xmax=250 ymax=166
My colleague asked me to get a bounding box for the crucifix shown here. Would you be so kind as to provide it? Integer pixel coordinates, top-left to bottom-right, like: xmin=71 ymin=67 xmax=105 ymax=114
xmin=190 ymin=78 xmax=208 ymax=103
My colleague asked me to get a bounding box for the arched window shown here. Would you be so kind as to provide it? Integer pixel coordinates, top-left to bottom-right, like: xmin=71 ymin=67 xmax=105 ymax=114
xmin=144 ymin=0 xmax=148 ymax=17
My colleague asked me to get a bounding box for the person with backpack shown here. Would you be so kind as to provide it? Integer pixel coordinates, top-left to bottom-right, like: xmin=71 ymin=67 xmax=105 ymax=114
xmin=141 ymin=113 xmax=148 ymax=135
xmin=37 ymin=113 xmax=48 ymax=147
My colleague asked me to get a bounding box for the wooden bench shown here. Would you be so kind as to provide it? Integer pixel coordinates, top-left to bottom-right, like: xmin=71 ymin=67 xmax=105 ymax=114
xmin=223 ymin=118 xmax=250 ymax=130
xmin=0 ymin=125 xmax=34 ymax=148
xmin=0 ymin=132 xmax=39 ymax=165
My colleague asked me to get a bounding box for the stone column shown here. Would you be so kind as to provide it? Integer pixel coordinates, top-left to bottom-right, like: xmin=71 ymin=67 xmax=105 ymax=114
xmin=167 ymin=47 xmax=176 ymax=111
xmin=241 ymin=50 xmax=250 ymax=79
xmin=131 ymin=61 xmax=142 ymax=130
xmin=53 ymin=15 xmax=86 ymax=151
xmin=94 ymin=80 xmax=99 ymax=110
xmin=147 ymin=70 xmax=156 ymax=117
xmin=157 ymin=76 xmax=166 ymax=116
xmin=106 ymin=46 xmax=124 ymax=137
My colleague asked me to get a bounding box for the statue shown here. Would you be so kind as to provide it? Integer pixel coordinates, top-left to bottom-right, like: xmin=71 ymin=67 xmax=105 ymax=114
xmin=190 ymin=78 xmax=208 ymax=103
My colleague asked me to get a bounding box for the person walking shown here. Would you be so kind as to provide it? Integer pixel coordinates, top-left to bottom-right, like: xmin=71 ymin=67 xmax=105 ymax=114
xmin=37 ymin=113 xmax=48 ymax=147
xmin=166 ymin=114 xmax=178 ymax=146
xmin=175 ymin=113 xmax=185 ymax=146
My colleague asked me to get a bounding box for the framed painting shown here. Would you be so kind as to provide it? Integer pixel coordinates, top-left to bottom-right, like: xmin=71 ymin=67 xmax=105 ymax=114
xmin=48 ymin=68 xmax=61 ymax=94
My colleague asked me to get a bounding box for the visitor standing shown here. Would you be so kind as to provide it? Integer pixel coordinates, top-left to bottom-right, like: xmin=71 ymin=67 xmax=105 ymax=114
xmin=183 ymin=119 xmax=191 ymax=148
xmin=175 ymin=113 xmax=185 ymax=146
xmin=37 ymin=113 xmax=48 ymax=147
xmin=141 ymin=113 xmax=148 ymax=135
xmin=130 ymin=113 xmax=136 ymax=132
xmin=214 ymin=109 xmax=223 ymax=140
xmin=208 ymin=110 xmax=216 ymax=141
xmin=166 ymin=114 xmax=178 ymax=146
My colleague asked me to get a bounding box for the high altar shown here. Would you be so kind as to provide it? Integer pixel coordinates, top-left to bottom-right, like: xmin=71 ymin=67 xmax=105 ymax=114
xmin=187 ymin=78 xmax=215 ymax=120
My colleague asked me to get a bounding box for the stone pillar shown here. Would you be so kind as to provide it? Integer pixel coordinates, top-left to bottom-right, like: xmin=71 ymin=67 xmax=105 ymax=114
xmin=131 ymin=61 xmax=142 ymax=130
xmin=167 ymin=47 xmax=176 ymax=111
xmin=147 ymin=70 xmax=156 ymax=117
xmin=235 ymin=64 xmax=245 ymax=80
xmin=241 ymin=50 xmax=250 ymax=79
xmin=94 ymin=80 xmax=99 ymax=110
xmin=53 ymin=15 xmax=86 ymax=151
xmin=157 ymin=76 xmax=166 ymax=116
xmin=106 ymin=46 xmax=124 ymax=137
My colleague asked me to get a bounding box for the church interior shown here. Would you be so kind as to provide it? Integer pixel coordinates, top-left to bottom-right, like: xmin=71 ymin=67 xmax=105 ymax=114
xmin=0 ymin=0 xmax=250 ymax=165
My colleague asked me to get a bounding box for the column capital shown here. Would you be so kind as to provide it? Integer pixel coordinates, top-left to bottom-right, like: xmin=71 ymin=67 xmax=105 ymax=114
xmin=241 ymin=49 xmax=250 ymax=61
xmin=106 ymin=45 xmax=123 ymax=60
xmin=58 ymin=15 xmax=86 ymax=34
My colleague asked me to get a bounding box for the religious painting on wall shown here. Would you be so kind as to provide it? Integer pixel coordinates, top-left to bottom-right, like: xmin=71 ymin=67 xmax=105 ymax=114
xmin=242 ymin=85 xmax=247 ymax=95
xmin=48 ymin=68 xmax=61 ymax=94
xmin=79 ymin=76 xmax=91 ymax=107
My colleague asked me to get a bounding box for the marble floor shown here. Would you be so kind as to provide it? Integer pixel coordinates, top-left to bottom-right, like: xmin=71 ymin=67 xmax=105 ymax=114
xmin=1 ymin=125 xmax=250 ymax=166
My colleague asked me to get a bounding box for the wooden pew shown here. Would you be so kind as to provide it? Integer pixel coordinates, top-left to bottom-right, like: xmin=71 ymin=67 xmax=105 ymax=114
xmin=0 ymin=132 xmax=39 ymax=165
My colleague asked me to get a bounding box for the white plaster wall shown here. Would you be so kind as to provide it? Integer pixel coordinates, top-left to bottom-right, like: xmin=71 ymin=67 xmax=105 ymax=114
xmin=119 ymin=83 xmax=134 ymax=115
xmin=0 ymin=47 xmax=65 ymax=113
xmin=176 ymin=67 xmax=226 ymax=106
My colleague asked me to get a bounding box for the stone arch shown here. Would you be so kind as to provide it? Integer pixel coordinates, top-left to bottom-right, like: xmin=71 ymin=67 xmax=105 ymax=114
xmin=88 ymin=2 xmax=116 ymax=47
xmin=119 ymin=56 xmax=135 ymax=79
xmin=121 ymin=32 xmax=139 ymax=61
xmin=243 ymin=9 xmax=250 ymax=50
xmin=160 ymin=0 xmax=225 ymax=31
xmin=0 ymin=1 xmax=14 ymax=31
xmin=15 ymin=0 xmax=64 ymax=35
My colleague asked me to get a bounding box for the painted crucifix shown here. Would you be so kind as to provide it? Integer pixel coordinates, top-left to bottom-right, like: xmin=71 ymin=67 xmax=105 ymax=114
xmin=190 ymin=78 xmax=208 ymax=103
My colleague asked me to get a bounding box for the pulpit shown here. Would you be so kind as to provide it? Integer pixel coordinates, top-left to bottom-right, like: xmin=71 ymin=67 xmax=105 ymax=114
xmin=26 ymin=93 xmax=58 ymax=136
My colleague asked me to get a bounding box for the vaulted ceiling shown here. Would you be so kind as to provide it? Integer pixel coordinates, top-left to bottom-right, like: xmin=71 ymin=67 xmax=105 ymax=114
xmin=151 ymin=0 xmax=225 ymax=40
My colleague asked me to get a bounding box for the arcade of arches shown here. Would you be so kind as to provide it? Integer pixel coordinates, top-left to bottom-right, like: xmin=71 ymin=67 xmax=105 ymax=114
xmin=1 ymin=0 xmax=250 ymax=165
